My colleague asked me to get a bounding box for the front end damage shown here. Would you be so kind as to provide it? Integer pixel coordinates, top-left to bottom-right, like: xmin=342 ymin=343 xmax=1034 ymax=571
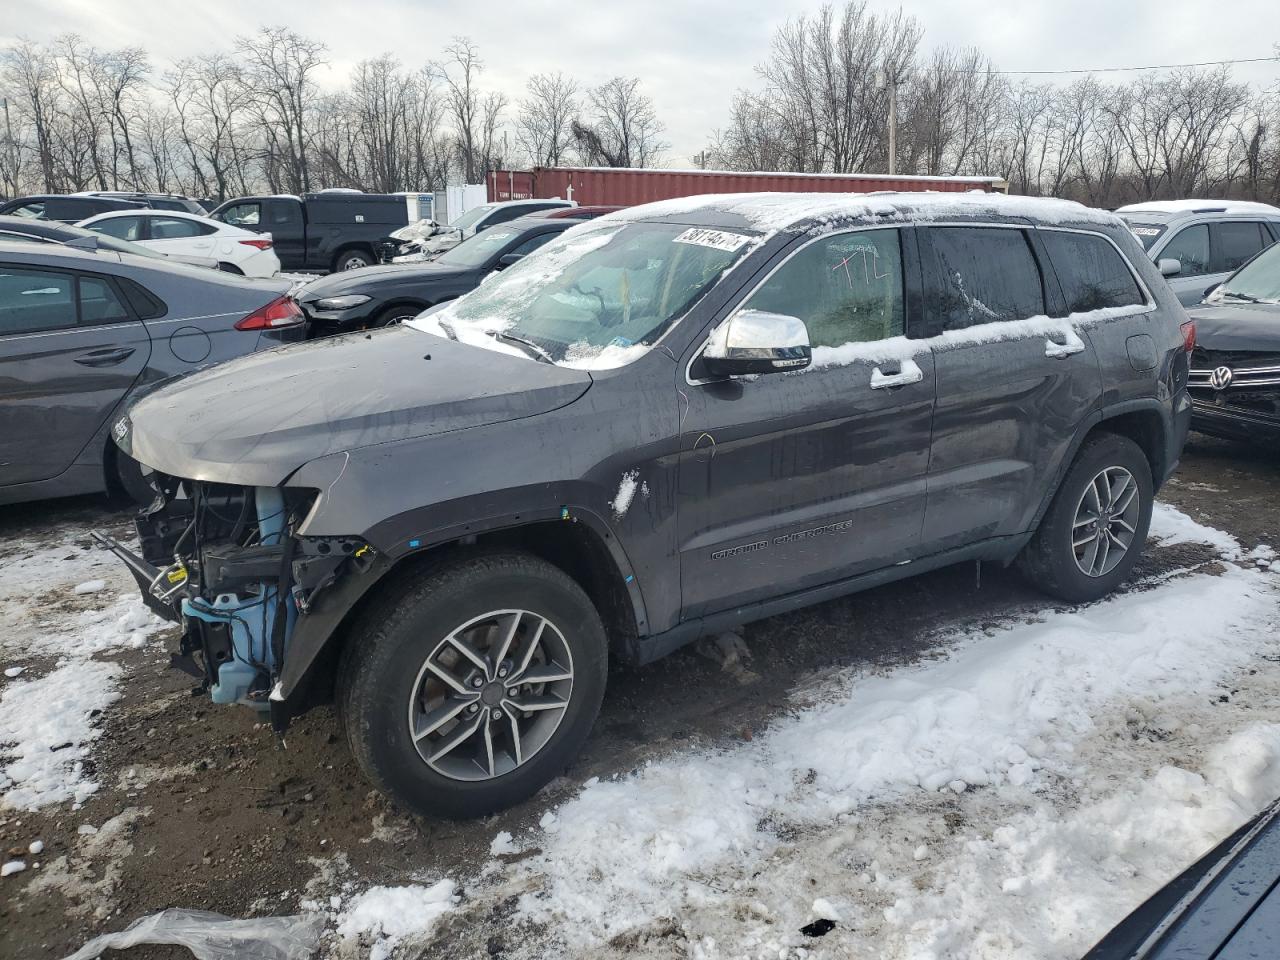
xmin=94 ymin=477 xmax=376 ymax=726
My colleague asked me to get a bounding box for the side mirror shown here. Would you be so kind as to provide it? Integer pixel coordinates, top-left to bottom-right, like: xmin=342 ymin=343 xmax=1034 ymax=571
xmin=703 ymin=309 xmax=811 ymax=378
xmin=1158 ymin=258 xmax=1182 ymax=277
xmin=495 ymin=253 xmax=524 ymax=271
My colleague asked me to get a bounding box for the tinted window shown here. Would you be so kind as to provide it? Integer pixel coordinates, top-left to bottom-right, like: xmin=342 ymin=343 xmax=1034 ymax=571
xmin=149 ymin=216 xmax=211 ymax=239
xmin=0 ymin=267 xmax=76 ymax=334
xmin=78 ymin=276 xmax=131 ymax=325
xmin=1041 ymin=231 xmax=1144 ymax=313
xmin=744 ymin=229 xmax=904 ymax=348
xmin=219 ymin=203 xmax=261 ymax=227
xmin=267 ymin=202 xmax=301 ymax=226
xmin=928 ymin=227 xmax=1044 ymax=331
xmin=483 ymin=206 xmax=538 ymax=228
xmin=152 ymin=199 xmax=187 ymax=211
xmin=1217 ymin=222 xmax=1269 ymax=272
xmin=1160 ymin=224 xmax=1210 ymax=276
xmin=509 ymin=232 xmax=557 ymax=257
xmin=8 ymin=202 xmax=46 ymax=220
xmin=90 ymin=216 xmax=144 ymax=241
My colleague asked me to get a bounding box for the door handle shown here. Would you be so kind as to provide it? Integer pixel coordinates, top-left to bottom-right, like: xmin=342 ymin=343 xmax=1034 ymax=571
xmin=74 ymin=347 xmax=136 ymax=367
xmin=870 ymin=358 xmax=924 ymax=389
xmin=1044 ymin=331 xmax=1086 ymax=359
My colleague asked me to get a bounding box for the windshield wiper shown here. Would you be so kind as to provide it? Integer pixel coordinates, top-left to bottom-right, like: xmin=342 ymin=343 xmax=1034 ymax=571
xmin=492 ymin=329 xmax=554 ymax=364
xmin=1219 ymin=291 xmax=1260 ymax=303
xmin=437 ymin=319 xmax=458 ymax=340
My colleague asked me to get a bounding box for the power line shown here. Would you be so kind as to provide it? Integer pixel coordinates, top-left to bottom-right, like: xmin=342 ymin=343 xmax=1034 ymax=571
xmin=965 ymin=55 xmax=1279 ymax=76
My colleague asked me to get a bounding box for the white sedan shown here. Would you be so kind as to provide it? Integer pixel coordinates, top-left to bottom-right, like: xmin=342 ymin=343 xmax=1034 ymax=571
xmin=76 ymin=210 xmax=282 ymax=278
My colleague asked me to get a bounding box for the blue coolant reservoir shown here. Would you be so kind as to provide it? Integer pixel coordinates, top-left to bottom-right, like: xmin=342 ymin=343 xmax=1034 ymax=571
xmin=184 ymin=487 xmax=297 ymax=707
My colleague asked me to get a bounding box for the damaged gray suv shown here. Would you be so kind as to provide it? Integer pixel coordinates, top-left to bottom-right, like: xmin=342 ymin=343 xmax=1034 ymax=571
xmin=98 ymin=193 xmax=1192 ymax=818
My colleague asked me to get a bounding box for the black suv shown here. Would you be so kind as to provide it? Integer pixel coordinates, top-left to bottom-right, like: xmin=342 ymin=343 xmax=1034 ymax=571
xmin=100 ymin=193 xmax=1192 ymax=818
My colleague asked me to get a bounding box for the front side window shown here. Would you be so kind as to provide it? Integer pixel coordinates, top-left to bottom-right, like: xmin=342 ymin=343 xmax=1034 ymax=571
xmin=1216 ymin=222 xmax=1270 ymax=272
xmin=219 ymin=203 xmax=261 ymax=227
xmin=1040 ymin=231 xmax=1144 ymax=313
xmin=0 ymin=267 xmax=76 ymax=334
xmin=742 ymin=229 xmax=904 ymax=348
xmin=928 ymin=227 xmax=1045 ymax=331
xmin=412 ymin=221 xmax=753 ymax=365
xmin=149 ymin=216 xmax=210 ymax=240
xmin=1160 ymin=224 xmax=1210 ymax=276
xmin=89 ymin=217 xmax=143 ymax=241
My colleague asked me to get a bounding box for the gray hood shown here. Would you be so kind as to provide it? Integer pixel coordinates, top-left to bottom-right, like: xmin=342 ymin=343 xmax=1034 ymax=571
xmin=1187 ymin=301 xmax=1280 ymax=352
xmin=121 ymin=326 xmax=592 ymax=486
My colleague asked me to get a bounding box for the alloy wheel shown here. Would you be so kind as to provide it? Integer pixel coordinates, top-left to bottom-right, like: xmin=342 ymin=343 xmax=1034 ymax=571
xmin=407 ymin=609 xmax=574 ymax=782
xmin=1071 ymin=465 xmax=1141 ymax=577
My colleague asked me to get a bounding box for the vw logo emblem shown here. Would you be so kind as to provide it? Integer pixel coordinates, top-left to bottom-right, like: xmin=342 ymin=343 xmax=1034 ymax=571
xmin=1209 ymin=365 xmax=1234 ymax=390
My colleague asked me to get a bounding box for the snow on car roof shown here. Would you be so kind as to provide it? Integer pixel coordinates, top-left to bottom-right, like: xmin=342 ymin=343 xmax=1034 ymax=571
xmin=602 ymin=191 xmax=1121 ymax=232
xmin=1116 ymin=198 xmax=1280 ymax=215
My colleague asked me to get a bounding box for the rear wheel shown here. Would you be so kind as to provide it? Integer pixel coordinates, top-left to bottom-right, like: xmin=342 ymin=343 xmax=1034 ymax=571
xmin=1018 ymin=433 xmax=1153 ymax=603
xmin=338 ymin=553 xmax=608 ymax=819
xmin=333 ymin=249 xmax=373 ymax=272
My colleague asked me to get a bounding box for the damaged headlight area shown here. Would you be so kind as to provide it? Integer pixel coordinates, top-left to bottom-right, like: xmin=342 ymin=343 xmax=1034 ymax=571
xmin=93 ymin=479 xmax=374 ymax=709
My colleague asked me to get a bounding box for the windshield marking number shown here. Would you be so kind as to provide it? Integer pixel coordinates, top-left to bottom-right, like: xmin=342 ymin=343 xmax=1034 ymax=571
xmin=673 ymin=228 xmax=752 ymax=252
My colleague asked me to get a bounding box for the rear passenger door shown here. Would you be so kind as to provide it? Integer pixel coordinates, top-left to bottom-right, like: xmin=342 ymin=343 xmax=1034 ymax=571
xmin=920 ymin=224 xmax=1102 ymax=551
xmin=0 ymin=266 xmax=150 ymax=487
xmin=142 ymin=215 xmax=218 ymax=259
xmin=1212 ymin=221 xmax=1275 ymax=292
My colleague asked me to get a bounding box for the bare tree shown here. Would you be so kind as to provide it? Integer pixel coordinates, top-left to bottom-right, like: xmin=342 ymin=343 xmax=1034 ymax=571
xmin=516 ymin=72 xmax=578 ymax=167
xmin=573 ymin=76 xmax=667 ymax=167
xmin=439 ymin=37 xmax=488 ymax=182
xmin=239 ymin=27 xmax=326 ymax=193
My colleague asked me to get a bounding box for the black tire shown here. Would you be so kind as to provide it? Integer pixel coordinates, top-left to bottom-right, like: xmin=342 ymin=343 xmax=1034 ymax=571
xmin=1018 ymin=432 xmax=1153 ymax=603
xmin=112 ymin=450 xmax=157 ymax=507
xmin=337 ymin=552 xmax=608 ymax=819
xmin=333 ymin=248 xmax=373 ymax=272
xmin=216 ymin=262 xmax=243 ymax=274
xmin=373 ymin=304 xmax=422 ymax=327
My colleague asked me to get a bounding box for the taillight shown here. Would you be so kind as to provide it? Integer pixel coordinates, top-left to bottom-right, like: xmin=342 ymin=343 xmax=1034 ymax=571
xmin=235 ymin=296 xmax=304 ymax=331
xmin=1180 ymin=320 xmax=1196 ymax=353
xmin=239 ymin=238 xmax=273 ymax=250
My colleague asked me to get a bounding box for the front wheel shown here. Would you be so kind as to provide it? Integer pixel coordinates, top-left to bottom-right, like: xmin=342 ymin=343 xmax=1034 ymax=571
xmin=1018 ymin=433 xmax=1153 ymax=603
xmin=338 ymin=553 xmax=608 ymax=819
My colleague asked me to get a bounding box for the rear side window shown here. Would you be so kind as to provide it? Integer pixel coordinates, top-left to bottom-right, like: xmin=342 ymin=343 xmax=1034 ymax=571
xmin=1216 ymin=222 xmax=1270 ymax=272
xmin=0 ymin=267 xmax=76 ymax=334
xmin=219 ymin=202 xmax=261 ymax=227
xmin=149 ymin=216 xmax=214 ymax=239
xmin=78 ymin=276 xmax=131 ymax=325
xmin=116 ymin=277 xmax=167 ymax=320
xmin=1040 ymin=231 xmax=1144 ymax=313
xmin=1161 ymin=224 xmax=1210 ymax=276
xmin=743 ymin=229 xmax=904 ymax=348
xmin=927 ymin=227 xmax=1045 ymax=331
xmin=91 ymin=217 xmax=144 ymax=241
xmin=508 ymin=232 xmax=557 ymax=257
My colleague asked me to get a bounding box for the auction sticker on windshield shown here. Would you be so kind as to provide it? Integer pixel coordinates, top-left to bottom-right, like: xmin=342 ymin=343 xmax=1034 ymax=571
xmin=673 ymin=227 xmax=752 ymax=252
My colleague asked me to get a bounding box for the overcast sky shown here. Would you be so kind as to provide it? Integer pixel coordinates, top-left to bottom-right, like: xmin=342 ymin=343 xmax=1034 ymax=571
xmin=3 ymin=0 xmax=1278 ymax=165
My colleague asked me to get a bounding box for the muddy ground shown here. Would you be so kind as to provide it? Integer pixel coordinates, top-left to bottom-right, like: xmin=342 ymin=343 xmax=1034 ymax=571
xmin=1 ymin=434 xmax=1277 ymax=960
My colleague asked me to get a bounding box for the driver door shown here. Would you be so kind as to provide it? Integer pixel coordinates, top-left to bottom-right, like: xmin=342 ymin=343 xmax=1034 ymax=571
xmin=677 ymin=227 xmax=936 ymax=618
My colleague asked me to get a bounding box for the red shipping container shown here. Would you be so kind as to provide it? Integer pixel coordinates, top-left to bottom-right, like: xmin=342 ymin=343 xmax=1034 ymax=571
xmin=488 ymin=166 xmax=1007 ymax=206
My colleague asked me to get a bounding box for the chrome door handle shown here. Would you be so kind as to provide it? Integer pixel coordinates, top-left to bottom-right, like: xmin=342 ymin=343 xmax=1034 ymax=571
xmin=1045 ymin=332 xmax=1085 ymax=359
xmin=870 ymin=358 xmax=923 ymax=389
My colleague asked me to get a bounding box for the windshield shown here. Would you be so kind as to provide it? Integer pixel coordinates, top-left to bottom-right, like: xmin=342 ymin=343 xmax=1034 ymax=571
xmin=408 ymin=221 xmax=755 ymax=368
xmin=437 ymin=228 xmax=520 ymax=268
xmin=1209 ymin=241 xmax=1280 ymax=303
xmin=449 ymin=205 xmax=494 ymax=233
xmin=1120 ymin=218 xmax=1168 ymax=251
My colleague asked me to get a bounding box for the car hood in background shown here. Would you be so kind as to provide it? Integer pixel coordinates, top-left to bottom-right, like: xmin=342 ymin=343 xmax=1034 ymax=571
xmin=120 ymin=326 xmax=592 ymax=486
xmin=297 ymin=261 xmax=470 ymax=301
xmin=1186 ymin=301 xmax=1280 ymax=352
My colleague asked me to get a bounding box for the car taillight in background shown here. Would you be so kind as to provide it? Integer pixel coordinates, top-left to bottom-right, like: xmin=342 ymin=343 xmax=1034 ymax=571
xmin=239 ymin=238 xmax=274 ymax=251
xmin=1180 ymin=320 xmax=1196 ymax=353
xmin=235 ymin=296 xmax=305 ymax=331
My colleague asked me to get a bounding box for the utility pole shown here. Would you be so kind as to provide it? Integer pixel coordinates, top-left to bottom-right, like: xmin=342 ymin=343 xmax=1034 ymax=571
xmin=0 ymin=98 xmax=14 ymax=197
xmin=886 ymin=74 xmax=898 ymax=176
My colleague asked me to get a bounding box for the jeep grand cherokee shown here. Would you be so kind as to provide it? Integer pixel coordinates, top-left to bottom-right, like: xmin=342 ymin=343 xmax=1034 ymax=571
xmin=97 ymin=192 xmax=1192 ymax=818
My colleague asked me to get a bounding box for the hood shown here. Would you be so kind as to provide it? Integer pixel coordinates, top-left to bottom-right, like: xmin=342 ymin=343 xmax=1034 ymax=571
xmin=1186 ymin=301 xmax=1280 ymax=352
xmin=121 ymin=326 xmax=592 ymax=486
xmin=298 ymin=261 xmax=467 ymax=300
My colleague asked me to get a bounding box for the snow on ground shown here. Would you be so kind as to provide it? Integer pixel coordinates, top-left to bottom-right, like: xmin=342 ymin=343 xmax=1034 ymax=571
xmin=331 ymin=881 xmax=458 ymax=960
xmin=0 ymin=521 xmax=167 ymax=811
xmin=322 ymin=508 xmax=1280 ymax=959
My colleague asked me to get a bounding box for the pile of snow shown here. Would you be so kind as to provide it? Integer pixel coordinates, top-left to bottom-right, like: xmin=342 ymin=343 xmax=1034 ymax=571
xmin=488 ymin=546 xmax=1277 ymax=955
xmin=1149 ymin=501 xmax=1242 ymax=559
xmin=0 ymin=660 xmax=122 ymax=810
xmin=334 ymin=880 xmax=458 ymax=960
